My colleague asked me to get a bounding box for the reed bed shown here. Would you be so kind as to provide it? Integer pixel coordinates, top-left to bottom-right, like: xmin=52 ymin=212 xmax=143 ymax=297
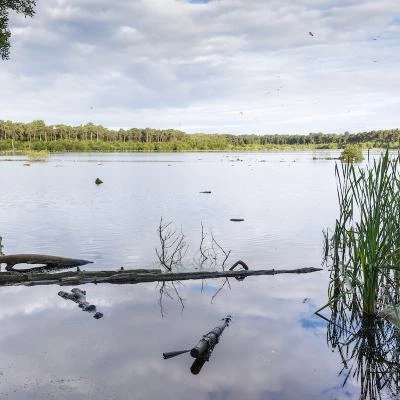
xmin=25 ymin=150 xmax=50 ymax=162
xmin=322 ymin=150 xmax=400 ymax=315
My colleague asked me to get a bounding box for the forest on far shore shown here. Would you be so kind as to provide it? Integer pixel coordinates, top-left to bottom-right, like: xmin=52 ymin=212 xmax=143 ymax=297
xmin=1 ymin=120 xmax=399 ymax=152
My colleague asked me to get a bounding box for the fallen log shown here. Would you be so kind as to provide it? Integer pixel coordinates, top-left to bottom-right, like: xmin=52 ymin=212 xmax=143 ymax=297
xmin=0 ymin=266 xmax=322 ymax=287
xmin=0 ymin=254 xmax=93 ymax=272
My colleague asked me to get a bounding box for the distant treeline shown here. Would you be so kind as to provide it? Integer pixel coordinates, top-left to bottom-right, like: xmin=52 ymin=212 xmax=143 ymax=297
xmin=1 ymin=120 xmax=399 ymax=152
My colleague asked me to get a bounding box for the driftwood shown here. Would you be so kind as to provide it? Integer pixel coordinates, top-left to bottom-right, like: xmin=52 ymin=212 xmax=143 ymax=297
xmin=0 ymin=254 xmax=93 ymax=272
xmin=163 ymin=315 xmax=232 ymax=375
xmin=0 ymin=266 xmax=322 ymax=287
xmin=58 ymin=288 xmax=103 ymax=319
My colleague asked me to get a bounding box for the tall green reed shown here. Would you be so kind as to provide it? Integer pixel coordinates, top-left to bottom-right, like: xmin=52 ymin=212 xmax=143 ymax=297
xmin=323 ymin=150 xmax=400 ymax=315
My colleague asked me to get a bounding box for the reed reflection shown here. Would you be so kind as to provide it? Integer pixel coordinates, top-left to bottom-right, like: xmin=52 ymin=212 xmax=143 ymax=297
xmin=317 ymin=295 xmax=400 ymax=400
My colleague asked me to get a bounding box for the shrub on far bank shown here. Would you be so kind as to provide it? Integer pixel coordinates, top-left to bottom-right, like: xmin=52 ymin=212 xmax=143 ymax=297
xmin=340 ymin=145 xmax=364 ymax=163
xmin=25 ymin=150 xmax=50 ymax=162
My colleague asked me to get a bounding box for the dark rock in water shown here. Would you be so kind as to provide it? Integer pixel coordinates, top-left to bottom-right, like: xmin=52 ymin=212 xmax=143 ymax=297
xmin=95 ymin=178 xmax=103 ymax=185
xmin=230 ymin=218 xmax=244 ymax=222
xmin=199 ymin=191 xmax=212 ymax=194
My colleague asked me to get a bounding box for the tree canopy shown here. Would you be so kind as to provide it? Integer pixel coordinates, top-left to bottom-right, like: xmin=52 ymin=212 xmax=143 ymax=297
xmin=0 ymin=120 xmax=399 ymax=152
xmin=0 ymin=0 xmax=36 ymax=60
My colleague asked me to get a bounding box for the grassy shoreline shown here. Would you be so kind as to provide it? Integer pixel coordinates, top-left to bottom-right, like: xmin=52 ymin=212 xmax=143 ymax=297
xmin=0 ymin=139 xmax=397 ymax=154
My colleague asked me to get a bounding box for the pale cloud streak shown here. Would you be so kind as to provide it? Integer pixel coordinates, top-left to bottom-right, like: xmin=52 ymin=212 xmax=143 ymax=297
xmin=1 ymin=0 xmax=399 ymax=134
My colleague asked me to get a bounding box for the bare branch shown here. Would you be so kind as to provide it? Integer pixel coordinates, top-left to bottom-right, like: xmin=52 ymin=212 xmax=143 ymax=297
xmin=199 ymin=222 xmax=208 ymax=267
xmin=194 ymin=224 xmax=232 ymax=272
xmin=155 ymin=218 xmax=188 ymax=271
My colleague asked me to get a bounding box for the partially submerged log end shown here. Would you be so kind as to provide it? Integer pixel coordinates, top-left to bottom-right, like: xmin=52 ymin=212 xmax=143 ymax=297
xmin=0 ymin=254 xmax=93 ymax=273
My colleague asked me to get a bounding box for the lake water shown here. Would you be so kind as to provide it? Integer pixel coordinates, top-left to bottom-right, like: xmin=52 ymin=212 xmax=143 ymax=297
xmin=0 ymin=151 xmax=392 ymax=399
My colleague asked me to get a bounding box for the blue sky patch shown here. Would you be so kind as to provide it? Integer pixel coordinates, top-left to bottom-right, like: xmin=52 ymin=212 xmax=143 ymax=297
xmin=189 ymin=283 xmax=216 ymax=293
xmin=300 ymin=317 xmax=326 ymax=330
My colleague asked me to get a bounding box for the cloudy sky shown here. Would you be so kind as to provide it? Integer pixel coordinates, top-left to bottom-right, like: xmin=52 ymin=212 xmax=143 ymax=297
xmin=1 ymin=0 xmax=400 ymax=134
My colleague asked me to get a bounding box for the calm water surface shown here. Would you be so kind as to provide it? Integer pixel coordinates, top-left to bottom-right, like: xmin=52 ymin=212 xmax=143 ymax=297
xmin=0 ymin=151 xmax=387 ymax=399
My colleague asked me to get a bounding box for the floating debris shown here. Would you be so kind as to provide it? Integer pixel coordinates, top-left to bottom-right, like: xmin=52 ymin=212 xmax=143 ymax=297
xmin=58 ymin=288 xmax=103 ymax=319
xmin=199 ymin=191 xmax=212 ymax=194
xmin=95 ymin=178 xmax=103 ymax=185
xmin=230 ymin=218 xmax=244 ymax=222
xmin=163 ymin=315 xmax=232 ymax=375
xmin=309 ymin=31 xmax=314 ymax=37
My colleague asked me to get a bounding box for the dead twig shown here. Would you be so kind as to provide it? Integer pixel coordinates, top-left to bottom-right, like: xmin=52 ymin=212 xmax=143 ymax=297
xmin=155 ymin=218 xmax=188 ymax=271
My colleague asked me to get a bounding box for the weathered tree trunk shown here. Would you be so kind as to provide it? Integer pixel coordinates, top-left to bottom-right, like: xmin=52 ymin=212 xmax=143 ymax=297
xmin=0 ymin=254 xmax=92 ymax=272
xmin=0 ymin=267 xmax=322 ymax=287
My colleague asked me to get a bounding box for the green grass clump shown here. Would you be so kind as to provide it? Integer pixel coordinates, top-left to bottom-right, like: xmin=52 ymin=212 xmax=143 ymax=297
xmin=25 ymin=150 xmax=50 ymax=162
xmin=323 ymin=150 xmax=400 ymax=315
xmin=340 ymin=145 xmax=364 ymax=163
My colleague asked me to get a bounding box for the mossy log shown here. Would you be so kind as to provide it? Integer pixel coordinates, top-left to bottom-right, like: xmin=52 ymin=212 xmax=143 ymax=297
xmin=0 ymin=266 xmax=322 ymax=287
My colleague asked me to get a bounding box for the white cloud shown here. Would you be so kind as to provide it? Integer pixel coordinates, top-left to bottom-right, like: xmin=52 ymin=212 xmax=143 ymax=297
xmin=1 ymin=0 xmax=400 ymax=133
